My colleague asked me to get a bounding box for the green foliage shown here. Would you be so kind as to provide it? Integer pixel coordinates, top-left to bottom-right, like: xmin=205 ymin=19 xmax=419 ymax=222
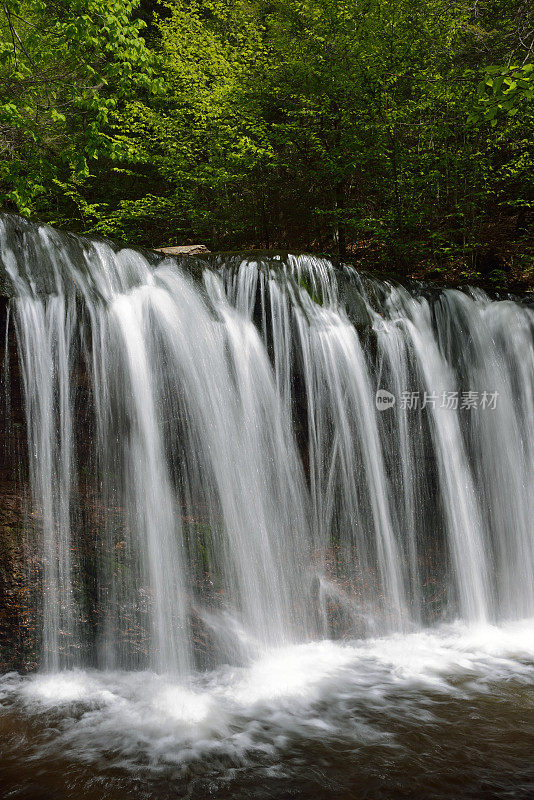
xmin=471 ymin=63 xmax=534 ymax=124
xmin=0 ymin=0 xmax=533 ymax=279
xmin=0 ymin=0 xmax=159 ymax=216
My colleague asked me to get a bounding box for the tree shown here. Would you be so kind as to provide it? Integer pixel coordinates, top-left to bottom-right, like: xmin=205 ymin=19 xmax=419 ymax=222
xmin=0 ymin=0 xmax=158 ymax=217
xmin=0 ymin=0 xmax=531 ymax=281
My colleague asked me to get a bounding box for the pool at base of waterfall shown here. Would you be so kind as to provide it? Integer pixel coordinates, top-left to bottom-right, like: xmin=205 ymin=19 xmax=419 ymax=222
xmin=1 ymin=619 xmax=534 ymax=800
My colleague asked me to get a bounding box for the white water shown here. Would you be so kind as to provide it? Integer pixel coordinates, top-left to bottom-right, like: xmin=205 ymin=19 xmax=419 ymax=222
xmin=1 ymin=619 xmax=534 ymax=774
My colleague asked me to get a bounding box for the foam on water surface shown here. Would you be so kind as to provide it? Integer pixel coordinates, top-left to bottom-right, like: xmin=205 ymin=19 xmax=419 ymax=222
xmin=2 ymin=619 xmax=534 ymax=775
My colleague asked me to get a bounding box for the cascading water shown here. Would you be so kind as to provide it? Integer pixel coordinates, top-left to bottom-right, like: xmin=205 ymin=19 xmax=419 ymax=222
xmin=1 ymin=216 xmax=318 ymax=672
xmin=1 ymin=215 xmax=534 ymax=799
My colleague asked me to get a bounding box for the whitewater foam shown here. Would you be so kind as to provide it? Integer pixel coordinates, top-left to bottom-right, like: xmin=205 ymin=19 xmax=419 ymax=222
xmin=2 ymin=619 xmax=533 ymax=774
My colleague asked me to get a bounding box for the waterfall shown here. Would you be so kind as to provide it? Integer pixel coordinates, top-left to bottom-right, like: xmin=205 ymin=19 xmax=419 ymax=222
xmin=1 ymin=215 xmax=534 ymax=674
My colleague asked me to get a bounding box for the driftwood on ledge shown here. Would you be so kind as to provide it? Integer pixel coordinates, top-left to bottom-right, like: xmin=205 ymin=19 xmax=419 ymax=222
xmin=155 ymin=244 xmax=211 ymax=256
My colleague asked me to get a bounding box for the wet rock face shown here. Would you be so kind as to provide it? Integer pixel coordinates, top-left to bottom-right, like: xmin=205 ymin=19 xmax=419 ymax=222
xmin=0 ymin=477 xmax=32 ymax=673
xmin=0 ymin=299 xmax=38 ymax=672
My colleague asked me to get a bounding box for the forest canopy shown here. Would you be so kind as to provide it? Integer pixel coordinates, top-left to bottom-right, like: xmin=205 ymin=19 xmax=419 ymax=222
xmin=0 ymin=0 xmax=533 ymax=282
